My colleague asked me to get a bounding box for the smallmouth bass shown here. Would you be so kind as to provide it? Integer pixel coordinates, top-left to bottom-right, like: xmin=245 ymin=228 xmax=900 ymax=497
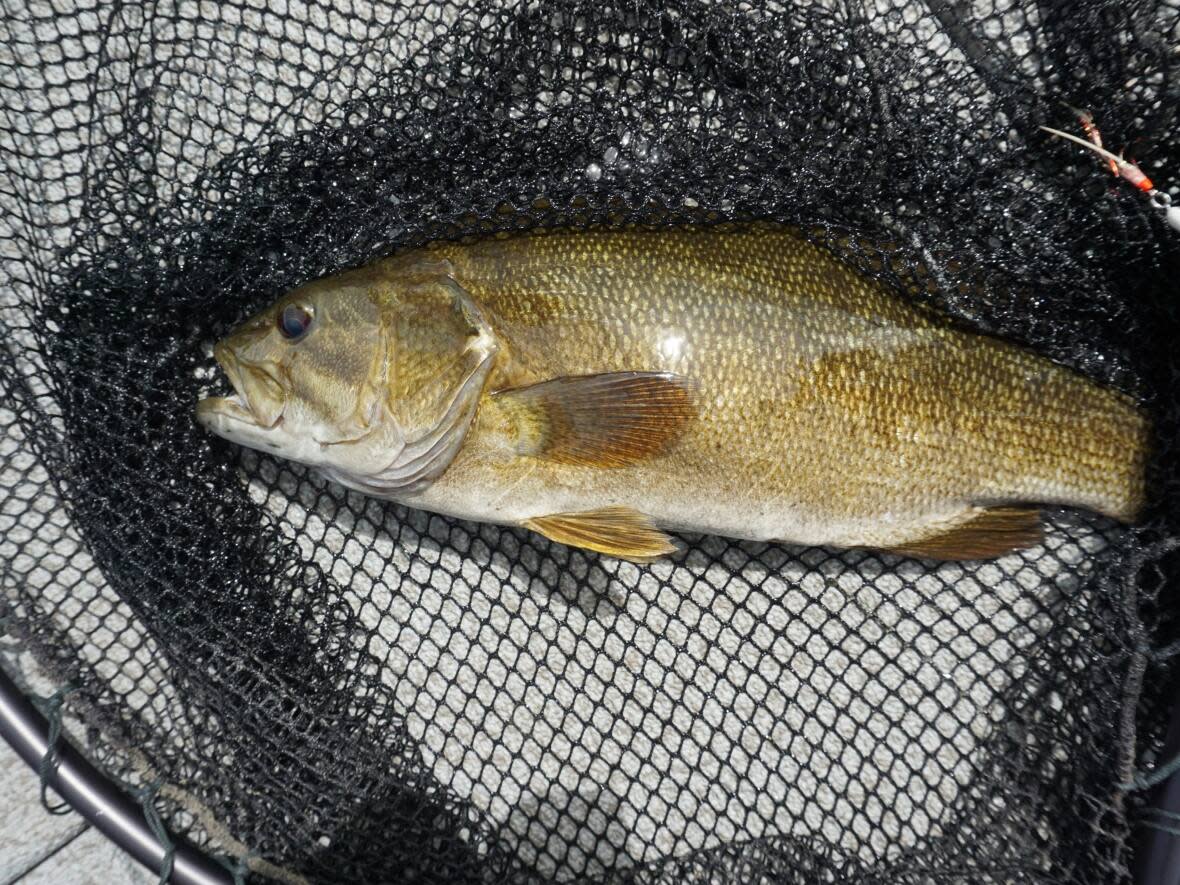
xmin=196 ymin=225 xmax=1148 ymax=561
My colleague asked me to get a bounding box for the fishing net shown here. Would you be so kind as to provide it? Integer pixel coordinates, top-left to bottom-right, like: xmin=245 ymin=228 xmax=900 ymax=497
xmin=2 ymin=0 xmax=1179 ymax=882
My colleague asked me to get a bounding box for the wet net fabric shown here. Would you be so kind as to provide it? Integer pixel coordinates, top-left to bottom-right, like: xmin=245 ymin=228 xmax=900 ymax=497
xmin=2 ymin=1 xmax=1180 ymax=882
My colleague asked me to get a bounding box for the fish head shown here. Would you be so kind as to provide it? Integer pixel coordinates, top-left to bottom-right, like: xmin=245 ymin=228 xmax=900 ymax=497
xmin=196 ymin=264 xmax=498 ymax=495
xmin=196 ymin=275 xmax=386 ymax=459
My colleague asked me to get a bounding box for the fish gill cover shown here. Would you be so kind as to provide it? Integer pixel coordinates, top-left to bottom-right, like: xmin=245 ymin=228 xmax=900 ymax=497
xmin=0 ymin=0 xmax=1178 ymax=882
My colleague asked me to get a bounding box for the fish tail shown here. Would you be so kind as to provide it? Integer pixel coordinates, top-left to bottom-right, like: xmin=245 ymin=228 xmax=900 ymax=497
xmin=999 ymin=375 xmax=1150 ymax=525
xmin=1087 ymin=388 xmax=1150 ymax=523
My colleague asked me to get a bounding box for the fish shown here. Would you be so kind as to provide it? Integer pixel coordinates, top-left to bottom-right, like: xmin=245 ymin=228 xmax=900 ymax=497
xmin=195 ymin=224 xmax=1149 ymax=562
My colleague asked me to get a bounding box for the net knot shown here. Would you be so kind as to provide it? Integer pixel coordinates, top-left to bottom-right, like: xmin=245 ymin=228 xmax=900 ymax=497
xmin=1121 ymin=746 xmax=1180 ymax=792
xmin=216 ymin=848 xmax=259 ymax=885
xmin=31 ymin=682 xmax=76 ymax=816
xmin=1147 ymin=637 xmax=1180 ymax=662
xmin=134 ymin=779 xmax=176 ymax=885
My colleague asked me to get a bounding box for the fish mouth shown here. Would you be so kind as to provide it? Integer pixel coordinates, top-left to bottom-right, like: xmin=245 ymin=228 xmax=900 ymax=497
xmin=195 ymin=342 xmax=285 ymax=431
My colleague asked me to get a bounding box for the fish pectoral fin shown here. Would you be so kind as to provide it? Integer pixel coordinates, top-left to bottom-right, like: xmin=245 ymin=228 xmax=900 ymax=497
xmin=494 ymin=372 xmax=697 ymax=468
xmin=524 ymin=506 xmax=680 ymax=561
xmin=883 ymin=506 xmax=1044 ymax=561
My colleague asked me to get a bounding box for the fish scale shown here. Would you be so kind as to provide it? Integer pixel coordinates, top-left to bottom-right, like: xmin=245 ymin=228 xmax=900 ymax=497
xmin=197 ymin=224 xmax=1148 ymax=560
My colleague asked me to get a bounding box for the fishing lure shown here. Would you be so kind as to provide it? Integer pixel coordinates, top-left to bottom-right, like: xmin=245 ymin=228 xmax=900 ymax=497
xmin=1041 ymin=115 xmax=1179 ymax=233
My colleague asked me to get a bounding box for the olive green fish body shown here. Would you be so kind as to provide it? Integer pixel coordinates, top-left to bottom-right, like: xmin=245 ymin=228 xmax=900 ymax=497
xmin=400 ymin=228 xmax=1144 ymax=549
xmin=197 ymin=226 xmax=1148 ymax=560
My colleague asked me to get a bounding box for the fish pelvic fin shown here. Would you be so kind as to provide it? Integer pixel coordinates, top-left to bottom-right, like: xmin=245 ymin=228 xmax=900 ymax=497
xmin=525 ymin=506 xmax=680 ymax=561
xmin=493 ymin=371 xmax=697 ymax=468
xmin=883 ymin=506 xmax=1044 ymax=561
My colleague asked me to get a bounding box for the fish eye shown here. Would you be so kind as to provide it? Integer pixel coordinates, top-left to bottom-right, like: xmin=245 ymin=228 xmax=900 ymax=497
xmin=278 ymin=303 xmax=314 ymax=340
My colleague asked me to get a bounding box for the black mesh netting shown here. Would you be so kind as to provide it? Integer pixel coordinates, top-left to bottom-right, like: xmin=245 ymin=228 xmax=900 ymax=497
xmin=2 ymin=0 xmax=1180 ymax=882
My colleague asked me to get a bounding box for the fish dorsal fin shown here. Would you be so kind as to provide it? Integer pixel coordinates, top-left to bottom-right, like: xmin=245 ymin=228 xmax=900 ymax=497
xmin=525 ymin=506 xmax=679 ymax=561
xmin=494 ymin=372 xmax=697 ymax=468
xmin=885 ymin=506 xmax=1044 ymax=560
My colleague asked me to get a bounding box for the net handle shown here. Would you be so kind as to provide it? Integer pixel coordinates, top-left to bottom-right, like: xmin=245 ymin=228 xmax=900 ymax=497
xmin=0 ymin=667 xmax=231 ymax=885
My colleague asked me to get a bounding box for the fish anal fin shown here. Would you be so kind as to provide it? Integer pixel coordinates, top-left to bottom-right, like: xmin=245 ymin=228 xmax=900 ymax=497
xmin=495 ymin=372 xmax=697 ymax=468
xmin=525 ymin=506 xmax=679 ymax=561
xmin=884 ymin=506 xmax=1044 ymax=561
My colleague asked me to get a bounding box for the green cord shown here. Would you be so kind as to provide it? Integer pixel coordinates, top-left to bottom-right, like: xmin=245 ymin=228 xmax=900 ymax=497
xmin=1122 ymin=747 xmax=1180 ymax=792
xmin=1142 ymin=807 xmax=1180 ymax=824
xmin=1140 ymin=818 xmax=1180 ymax=838
xmin=215 ymin=848 xmax=257 ymax=885
xmin=135 ymin=781 xmax=176 ymax=885
xmin=32 ymin=682 xmax=76 ymax=816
